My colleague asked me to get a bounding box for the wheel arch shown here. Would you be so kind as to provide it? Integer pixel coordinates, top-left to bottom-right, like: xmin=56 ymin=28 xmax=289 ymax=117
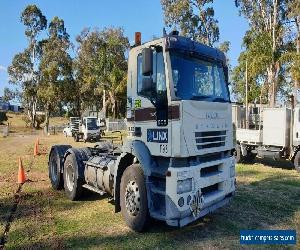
xmin=291 ymin=146 xmax=300 ymax=162
xmin=63 ymin=147 xmax=91 ymax=179
xmin=114 ymin=140 xmax=154 ymax=213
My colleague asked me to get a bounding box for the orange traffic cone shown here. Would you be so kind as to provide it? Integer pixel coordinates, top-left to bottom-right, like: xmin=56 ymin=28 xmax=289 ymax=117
xmin=18 ymin=157 xmax=26 ymax=184
xmin=34 ymin=139 xmax=39 ymax=156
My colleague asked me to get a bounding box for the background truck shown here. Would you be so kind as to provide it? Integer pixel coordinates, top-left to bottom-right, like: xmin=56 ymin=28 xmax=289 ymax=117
xmin=48 ymin=32 xmax=236 ymax=232
xmin=233 ymin=103 xmax=300 ymax=172
xmin=70 ymin=116 xmax=103 ymax=142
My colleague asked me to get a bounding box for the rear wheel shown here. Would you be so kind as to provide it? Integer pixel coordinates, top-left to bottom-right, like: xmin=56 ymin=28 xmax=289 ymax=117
xmin=63 ymin=153 xmax=83 ymax=200
xmin=120 ymin=164 xmax=148 ymax=232
xmin=74 ymin=133 xmax=79 ymax=142
xmin=48 ymin=145 xmax=71 ymax=190
xmin=293 ymin=150 xmax=300 ymax=173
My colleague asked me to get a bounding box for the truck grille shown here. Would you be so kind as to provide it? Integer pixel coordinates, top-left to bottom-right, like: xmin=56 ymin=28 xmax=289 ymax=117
xmin=195 ymin=131 xmax=226 ymax=150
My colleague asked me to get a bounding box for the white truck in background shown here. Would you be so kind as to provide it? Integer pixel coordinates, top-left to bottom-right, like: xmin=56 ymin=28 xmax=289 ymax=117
xmin=48 ymin=32 xmax=236 ymax=232
xmin=233 ymin=104 xmax=300 ymax=172
xmin=69 ymin=116 xmax=103 ymax=142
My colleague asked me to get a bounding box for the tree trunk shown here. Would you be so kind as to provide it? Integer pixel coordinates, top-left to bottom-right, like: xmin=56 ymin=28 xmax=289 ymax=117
xmin=32 ymin=97 xmax=37 ymax=128
xmin=44 ymin=103 xmax=50 ymax=134
xmin=268 ymin=0 xmax=279 ymax=108
xmin=101 ymin=89 xmax=110 ymax=118
xmin=108 ymin=91 xmax=116 ymax=119
xmin=295 ymin=17 xmax=300 ymax=92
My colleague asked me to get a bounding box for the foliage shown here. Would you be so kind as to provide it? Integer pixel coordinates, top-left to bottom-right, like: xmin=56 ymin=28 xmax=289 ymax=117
xmin=35 ymin=114 xmax=45 ymax=129
xmin=161 ymin=0 xmax=219 ymax=46
xmin=232 ymin=0 xmax=294 ymax=106
xmin=38 ymin=16 xmax=74 ymax=130
xmin=75 ymin=27 xmax=129 ymax=118
xmin=8 ymin=4 xmax=47 ymax=127
xmin=21 ymin=114 xmax=31 ymax=127
xmin=0 ymin=111 xmax=8 ymax=124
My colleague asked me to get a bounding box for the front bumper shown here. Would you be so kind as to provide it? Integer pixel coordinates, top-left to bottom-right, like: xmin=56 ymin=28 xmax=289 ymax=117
xmin=166 ymin=195 xmax=233 ymax=227
xmin=86 ymin=133 xmax=100 ymax=140
xmin=150 ymin=156 xmax=235 ymax=227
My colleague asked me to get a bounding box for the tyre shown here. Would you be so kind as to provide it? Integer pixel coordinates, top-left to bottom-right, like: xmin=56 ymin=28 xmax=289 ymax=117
xmin=48 ymin=145 xmax=71 ymax=190
xmin=235 ymin=145 xmax=255 ymax=164
xmin=235 ymin=144 xmax=243 ymax=163
xmin=293 ymin=150 xmax=300 ymax=173
xmin=120 ymin=164 xmax=148 ymax=232
xmin=245 ymin=152 xmax=256 ymax=163
xmin=63 ymin=153 xmax=83 ymax=200
xmin=74 ymin=133 xmax=79 ymax=142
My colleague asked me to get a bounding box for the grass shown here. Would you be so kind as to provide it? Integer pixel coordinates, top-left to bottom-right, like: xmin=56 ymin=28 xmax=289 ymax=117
xmin=0 ymin=120 xmax=299 ymax=248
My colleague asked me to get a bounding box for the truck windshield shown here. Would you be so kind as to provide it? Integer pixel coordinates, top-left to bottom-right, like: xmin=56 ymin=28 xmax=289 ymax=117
xmin=86 ymin=119 xmax=98 ymax=130
xmin=170 ymin=52 xmax=230 ymax=102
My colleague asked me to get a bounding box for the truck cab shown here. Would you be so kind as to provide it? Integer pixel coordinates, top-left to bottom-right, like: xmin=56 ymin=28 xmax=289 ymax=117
xmin=125 ymin=34 xmax=235 ymax=227
xmin=48 ymin=33 xmax=235 ymax=232
xmin=82 ymin=117 xmax=101 ymax=141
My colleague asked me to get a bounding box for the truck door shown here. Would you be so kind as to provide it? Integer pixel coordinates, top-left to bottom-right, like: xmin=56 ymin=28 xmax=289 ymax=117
xmin=294 ymin=107 xmax=300 ymax=146
xmin=131 ymin=48 xmax=171 ymax=157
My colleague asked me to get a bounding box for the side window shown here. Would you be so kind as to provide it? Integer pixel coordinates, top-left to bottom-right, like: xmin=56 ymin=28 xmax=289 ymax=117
xmin=137 ymin=51 xmax=166 ymax=95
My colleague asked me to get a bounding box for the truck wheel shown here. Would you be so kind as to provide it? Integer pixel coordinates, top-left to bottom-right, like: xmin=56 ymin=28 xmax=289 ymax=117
xmin=74 ymin=133 xmax=79 ymax=142
xmin=63 ymin=153 xmax=83 ymax=200
xmin=235 ymin=145 xmax=243 ymax=163
xmin=48 ymin=145 xmax=71 ymax=190
xmin=120 ymin=164 xmax=148 ymax=232
xmin=245 ymin=152 xmax=256 ymax=163
xmin=293 ymin=151 xmax=300 ymax=173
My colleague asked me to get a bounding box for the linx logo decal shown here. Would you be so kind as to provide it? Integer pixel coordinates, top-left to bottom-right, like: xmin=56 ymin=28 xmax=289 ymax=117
xmin=147 ymin=129 xmax=168 ymax=143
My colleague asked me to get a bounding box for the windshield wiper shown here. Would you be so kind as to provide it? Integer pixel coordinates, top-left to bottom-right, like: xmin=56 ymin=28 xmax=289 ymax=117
xmin=190 ymin=95 xmax=211 ymax=100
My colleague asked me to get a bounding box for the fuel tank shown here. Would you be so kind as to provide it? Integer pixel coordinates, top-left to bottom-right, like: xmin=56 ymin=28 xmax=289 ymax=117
xmin=84 ymin=155 xmax=116 ymax=195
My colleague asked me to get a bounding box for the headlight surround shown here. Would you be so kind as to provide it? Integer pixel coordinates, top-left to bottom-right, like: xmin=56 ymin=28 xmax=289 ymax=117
xmin=177 ymin=178 xmax=193 ymax=194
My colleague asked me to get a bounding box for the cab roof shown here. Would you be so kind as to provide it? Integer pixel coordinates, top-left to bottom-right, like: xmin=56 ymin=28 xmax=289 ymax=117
xmin=132 ymin=35 xmax=227 ymax=65
xmin=165 ymin=35 xmax=227 ymax=65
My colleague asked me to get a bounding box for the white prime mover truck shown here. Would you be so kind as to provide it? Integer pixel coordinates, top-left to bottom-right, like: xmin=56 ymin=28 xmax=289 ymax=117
xmin=48 ymin=32 xmax=236 ymax=231
xmin=233 ymin=104 xmax=300 ymax=172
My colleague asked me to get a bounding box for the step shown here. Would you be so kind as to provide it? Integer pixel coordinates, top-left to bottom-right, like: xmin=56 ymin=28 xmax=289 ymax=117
xmin=82 ymin=184 xmax=106 ymax=195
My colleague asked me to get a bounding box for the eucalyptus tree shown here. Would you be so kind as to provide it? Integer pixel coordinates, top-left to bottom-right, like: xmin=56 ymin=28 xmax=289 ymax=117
xmin=286 ymin=0 xmax=300 ymax=91
xmin=234 ymin=0 xmax=289 ymax=107
xmin=39 ymin=16 xmax=73 ymax=131
xmin=8 ymin=5 xmax=47 ymax=127
xmin=75 ymin=27 xmax=129 ymax=118
xmin=161 ymin=0 xmax=219 ymax=46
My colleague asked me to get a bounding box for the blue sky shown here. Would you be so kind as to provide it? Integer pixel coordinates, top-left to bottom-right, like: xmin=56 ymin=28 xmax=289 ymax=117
xmin=0 ymin=0 xmax=248 ymax=96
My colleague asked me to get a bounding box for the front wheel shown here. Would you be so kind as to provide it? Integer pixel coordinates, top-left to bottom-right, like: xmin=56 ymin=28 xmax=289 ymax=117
xmin=293 ymin=150 xmax=300 ymax=173
xmin=120 ymin=164 xmax=149 ymax=232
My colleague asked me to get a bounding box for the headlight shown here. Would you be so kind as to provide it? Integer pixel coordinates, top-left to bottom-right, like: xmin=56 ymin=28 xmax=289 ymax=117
xmin=177 ymin=178 xmax=193 ymax=194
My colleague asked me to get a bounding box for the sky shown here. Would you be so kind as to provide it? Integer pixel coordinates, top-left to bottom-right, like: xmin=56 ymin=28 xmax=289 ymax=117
xmin=0 ymin=0 xmax=249 ymax=97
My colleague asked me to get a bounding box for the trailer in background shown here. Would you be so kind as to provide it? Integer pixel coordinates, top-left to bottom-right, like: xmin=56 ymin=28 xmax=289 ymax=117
xmin=233 ymin=104 xmax=300 ymax=173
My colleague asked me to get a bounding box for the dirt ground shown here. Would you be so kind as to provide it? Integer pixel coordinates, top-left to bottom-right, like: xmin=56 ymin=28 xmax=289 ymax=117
xmin=0 ymin=127 xmax=300 ymax=249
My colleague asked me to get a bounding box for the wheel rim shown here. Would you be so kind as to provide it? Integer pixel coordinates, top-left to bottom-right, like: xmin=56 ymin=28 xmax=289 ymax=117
xmin=125 ymin=180 xmax=140 ymax=216
xmin=65 ymin=164 xmax=75 ymax=191
xmin=50 ymin=157 xmax=58 ymax=182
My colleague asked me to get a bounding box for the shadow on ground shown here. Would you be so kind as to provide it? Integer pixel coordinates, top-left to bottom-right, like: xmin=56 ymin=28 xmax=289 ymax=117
xmin=255 ymin=157 xmax=295 ymax=170
xmin=4 ymin=166 xmax=300 ymax=249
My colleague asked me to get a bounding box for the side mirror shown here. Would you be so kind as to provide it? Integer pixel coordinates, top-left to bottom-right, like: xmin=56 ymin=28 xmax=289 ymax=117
xmin=142 ymin=48 xmax=153 ymax=76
